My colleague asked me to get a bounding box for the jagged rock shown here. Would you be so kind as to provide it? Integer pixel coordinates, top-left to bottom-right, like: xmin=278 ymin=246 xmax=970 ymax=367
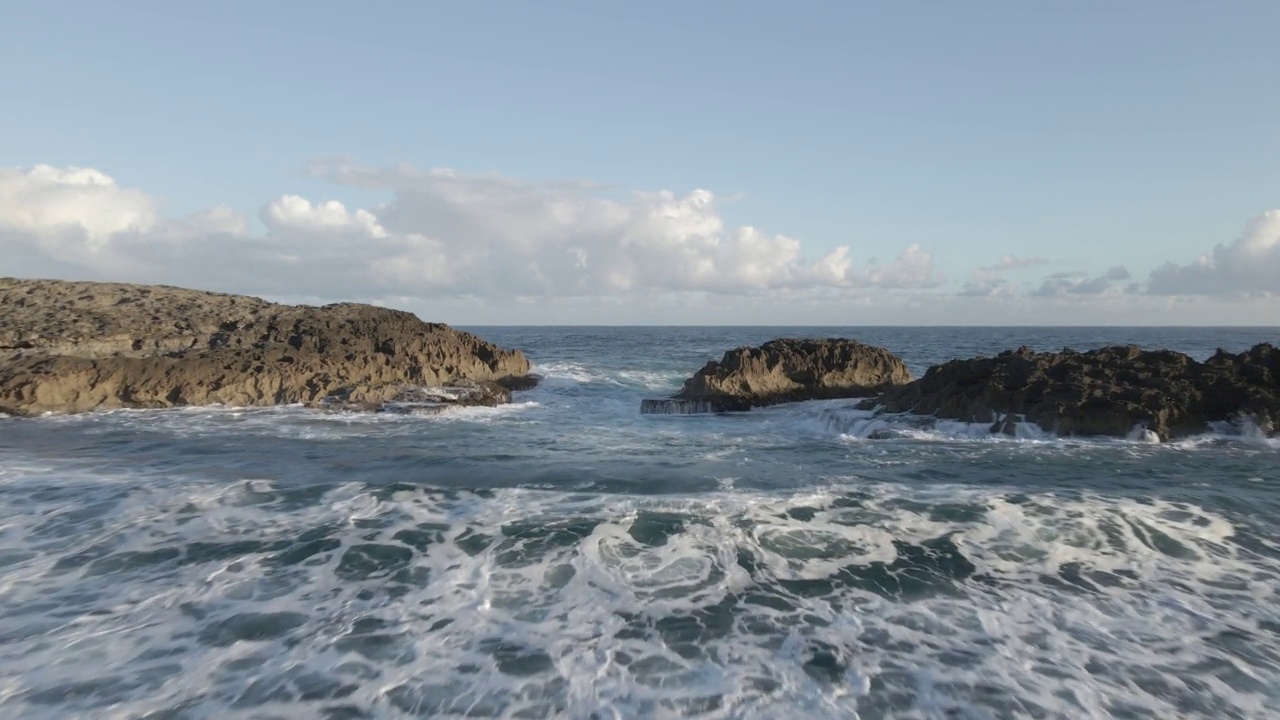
xmin=861 ymin=344 xmax=1280 ymax=440
xmin=642 ymin=338 xmax=911 ymax=414
xmin=0 ymin=278 xmax=537 ymax=416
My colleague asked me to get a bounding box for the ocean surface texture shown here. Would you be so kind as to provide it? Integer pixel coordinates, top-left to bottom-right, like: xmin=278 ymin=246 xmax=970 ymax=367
xmin=1 ymin=326 xmax=1277 ymax=720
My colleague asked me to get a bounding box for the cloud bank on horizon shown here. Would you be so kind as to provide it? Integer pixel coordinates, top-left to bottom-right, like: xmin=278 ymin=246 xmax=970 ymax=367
xmin=0 ymin=163 xmax=1276 ymax=324
xmin=1148 ymin=210 xmax=1280 ymax=298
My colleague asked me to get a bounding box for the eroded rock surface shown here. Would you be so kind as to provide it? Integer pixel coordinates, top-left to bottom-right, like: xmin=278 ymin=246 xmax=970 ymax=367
xmin=861 ymin=343 xmax=1279 ymax=440
xmin=0 ymin=278 xmax=535 ymax=416
xmin=642 ymin=338 xmax=911 ymax=413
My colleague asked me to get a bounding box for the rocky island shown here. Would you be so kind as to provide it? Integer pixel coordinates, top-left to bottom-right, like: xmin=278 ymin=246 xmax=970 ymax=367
xmin=641 ymin=338 xmax=911 ymax=413
xmin=0 ymin=278 xmax=537 ymax=417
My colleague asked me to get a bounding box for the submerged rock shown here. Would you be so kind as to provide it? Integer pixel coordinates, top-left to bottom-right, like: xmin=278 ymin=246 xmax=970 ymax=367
xmin=861 ymin=343 xmax=1280 ymax=440
xmin=642 ymin=338 xmax=911 ymax=414
xmin=0 ymin=278 xmax=537 ymax=416
xmin=639 ymin=398 xmax=726 ymax=415
xmin=1126 ymin=425 xmax=1161 ymax=444
xmin=496 ymin=373 xmax=544 ymax=392
xmin=867 ymin=427 xmax=917 ymax=440
xmin=309 ymin=380 xmax=514 ymax=415
xmin=989 ymin=413 xmax=1020 ymax=436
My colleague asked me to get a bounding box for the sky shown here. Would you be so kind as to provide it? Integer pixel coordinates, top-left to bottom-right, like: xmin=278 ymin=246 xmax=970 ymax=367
xmin=1 ymin=1 xmax=1278 ymax=325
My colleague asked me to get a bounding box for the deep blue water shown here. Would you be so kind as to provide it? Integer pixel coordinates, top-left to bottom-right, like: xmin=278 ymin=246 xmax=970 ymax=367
xmin=0 ymin=326 xmax=1276 ymax=719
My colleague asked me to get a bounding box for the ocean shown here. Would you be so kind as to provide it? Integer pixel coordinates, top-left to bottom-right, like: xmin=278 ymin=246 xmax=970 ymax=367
xmin=0 ymin=326 xmax=1277 ymax=719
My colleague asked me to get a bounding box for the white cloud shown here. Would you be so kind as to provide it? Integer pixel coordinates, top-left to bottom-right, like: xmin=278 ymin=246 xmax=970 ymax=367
xmin=262 ymin=195 xmax=387 ymax=238
xmin=0 ymin=163 xmax=943 ymax=303
xmin=312 ymin=164 xmax=941 ymax=296
xmin=1148 ymin=210 xmax=1280 ymax=296
xmin=0 ymin=165 xmax=158 ymax=244
xmin=863 ymin=244 xmax=946 ymax=289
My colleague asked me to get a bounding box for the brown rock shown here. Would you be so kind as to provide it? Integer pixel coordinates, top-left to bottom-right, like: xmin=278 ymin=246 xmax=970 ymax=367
xmin=861 ymin=343 xmax=1280 ymax=440
xmin=0 ymin=277 xmax=535 ymax=416
xmin=642 ymin=338 xmax=911 ymax=413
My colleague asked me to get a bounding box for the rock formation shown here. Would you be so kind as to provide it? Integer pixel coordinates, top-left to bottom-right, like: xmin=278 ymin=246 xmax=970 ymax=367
xmin=642 ymin=338 xmax=912 ymax=414
xmin=861 ymin=343 xmax=1279 ymax=440
xmin=0 ymin=278 xmax=537 ymax=416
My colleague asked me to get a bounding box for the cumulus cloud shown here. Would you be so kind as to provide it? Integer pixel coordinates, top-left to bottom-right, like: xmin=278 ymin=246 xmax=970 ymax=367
xmin=308 ymin=163 xmax=945 ymax=295
xmin=0 ymin=165 xmax=260 ymax=283
xmin=863 ymin=244 xmax=946 ymax=289
xmin=0 ymin=165 xmax=158 ymax=244
xmin=1148 ymin=210 xmax=1280 ymax=296
xmin=0 ymin=163 xmax=944 ymax=302
xmin=262 ymin=195 xmax=386 ymax=237
xmin=1032 ymin=266 xmax=1131 ymax=296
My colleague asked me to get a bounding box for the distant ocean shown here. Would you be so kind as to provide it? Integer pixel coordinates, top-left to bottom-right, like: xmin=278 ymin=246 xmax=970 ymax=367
xmin=1 ymin=326 xmax=1277 ymax=719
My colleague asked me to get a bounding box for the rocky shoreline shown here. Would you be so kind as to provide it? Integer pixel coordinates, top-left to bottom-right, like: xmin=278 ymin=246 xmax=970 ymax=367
xmin=3 ymin=280 xmax=1274 ymax=439
xmin=0 ymin=278 xmax=538 ymax=417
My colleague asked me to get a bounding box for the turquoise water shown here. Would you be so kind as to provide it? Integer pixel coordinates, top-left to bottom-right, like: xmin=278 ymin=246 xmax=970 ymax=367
xmin=0 ymin=327 xmax=1277 ymax=719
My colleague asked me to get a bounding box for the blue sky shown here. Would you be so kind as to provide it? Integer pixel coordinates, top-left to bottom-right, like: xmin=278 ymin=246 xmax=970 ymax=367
xmin=1 ymin=1 xmax=1278 ymax=324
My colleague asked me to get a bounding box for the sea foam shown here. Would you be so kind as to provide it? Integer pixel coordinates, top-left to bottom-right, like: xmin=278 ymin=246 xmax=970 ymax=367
xmin=0 ymin=467 xmax=1274 ymax=719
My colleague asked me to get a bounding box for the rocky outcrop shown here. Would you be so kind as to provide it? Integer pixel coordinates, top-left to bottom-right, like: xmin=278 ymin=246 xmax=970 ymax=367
xmin=642 ymin=338 xmax=912 ymax=414
xmin=861 ymin=343 xmax=1279 ymax=440
xmin=0 ymin=278 xmax=536 ymax=416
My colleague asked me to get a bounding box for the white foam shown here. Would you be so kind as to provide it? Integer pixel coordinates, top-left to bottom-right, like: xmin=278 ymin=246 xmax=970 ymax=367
xmin=0 ymin=470 xmax=1275 ymax=718
xmin=615 ymin=369 xmax=684 ymax=391
xmin=533 ymin=361 xmax=610 ymax=385
xmin=1126 ymin=425 xmax=1162 ymax=443
xmin=411 ymin=400 xmax=542 ymax=422
xmin=799 ymin=404 xmax=1276 ymax=450
xmin=531 ymin=362 xmax=683 ymax=394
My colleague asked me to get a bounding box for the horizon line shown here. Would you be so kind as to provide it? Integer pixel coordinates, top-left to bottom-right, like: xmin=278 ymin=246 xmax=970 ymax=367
xmin=455 ymin=323 xmax=1280 ymax=329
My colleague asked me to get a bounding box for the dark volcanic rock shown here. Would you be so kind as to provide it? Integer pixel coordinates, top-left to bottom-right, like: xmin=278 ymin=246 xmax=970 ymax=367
xmin=0 ymin=278 xmax=537 ymax=416
xmin=642 ymin=338 xmax=911 ymax=414
xmin=639 ymin=398 xmax=723 ymax=415
xmin=861 ymin=343 xmax=1280 ymax=440
xmin=496 ymin=374 xmax=543 ymax=392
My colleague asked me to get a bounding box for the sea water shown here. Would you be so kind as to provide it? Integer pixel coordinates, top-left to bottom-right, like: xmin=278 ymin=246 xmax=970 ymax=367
xmin=0 ymin=326 xmax=1277 ymax=719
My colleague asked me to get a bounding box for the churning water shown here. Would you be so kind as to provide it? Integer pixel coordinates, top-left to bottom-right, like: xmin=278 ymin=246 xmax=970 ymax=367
xmin=0 ymin=326 xmax=1277 ymax=719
